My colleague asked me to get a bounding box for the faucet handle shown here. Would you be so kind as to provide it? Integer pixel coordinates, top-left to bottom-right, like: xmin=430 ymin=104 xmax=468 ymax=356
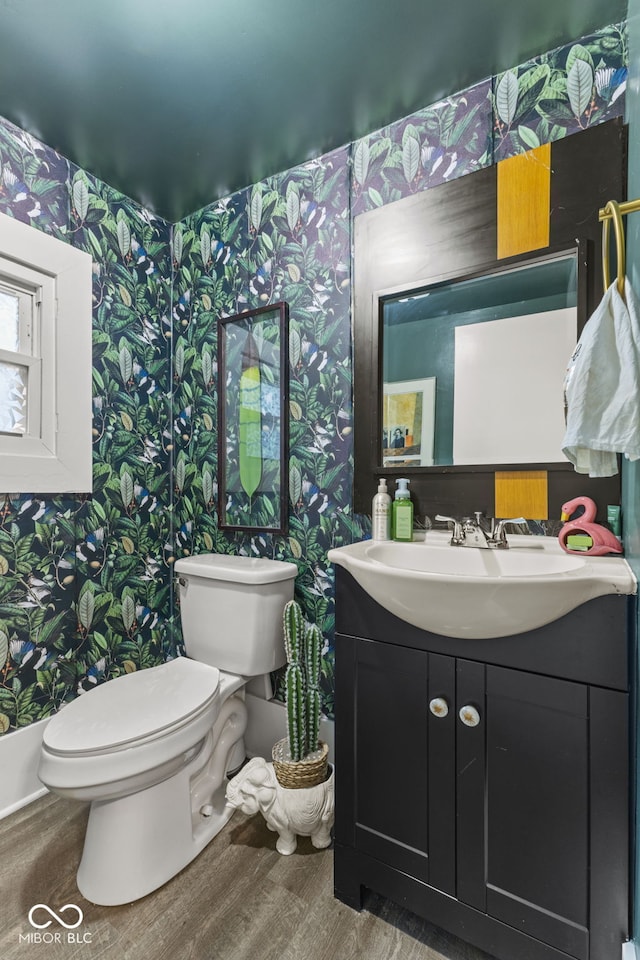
xmin=492 ymin=516 xmax=527 ymax=546
xmin=435 ymin=513 xmax=458 ymax=527
xmin=435 ymin=514 xmax=464 ymax=544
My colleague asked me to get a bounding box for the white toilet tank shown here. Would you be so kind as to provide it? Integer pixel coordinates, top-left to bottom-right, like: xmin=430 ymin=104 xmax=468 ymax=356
xmin=174 ymin=554 xmax=298 ymax=676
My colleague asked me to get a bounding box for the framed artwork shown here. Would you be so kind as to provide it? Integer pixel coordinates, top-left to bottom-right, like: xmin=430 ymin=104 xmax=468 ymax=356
xmin=217 ymin=302 xmax=289 ymax=533
xmin=382 ymin=377 xmax=436 ymax=467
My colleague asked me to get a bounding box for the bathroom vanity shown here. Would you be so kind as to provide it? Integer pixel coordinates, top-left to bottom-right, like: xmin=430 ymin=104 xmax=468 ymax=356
xmin=332 ymin=563 xmax=635 ymax=960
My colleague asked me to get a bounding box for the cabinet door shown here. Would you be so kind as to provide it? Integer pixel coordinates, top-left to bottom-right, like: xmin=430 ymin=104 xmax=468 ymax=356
xmin=342 ymin=637 xmax=456 ymax=892
xmin=457 ymin=662 xmax=590 ymax=960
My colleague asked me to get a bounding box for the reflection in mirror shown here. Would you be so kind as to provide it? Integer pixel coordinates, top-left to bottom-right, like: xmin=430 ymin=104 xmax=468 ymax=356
xmin=382 ymin=377 xmax=436 ymax=466
xmin=381 ymin=250 xmax=578 ymax=467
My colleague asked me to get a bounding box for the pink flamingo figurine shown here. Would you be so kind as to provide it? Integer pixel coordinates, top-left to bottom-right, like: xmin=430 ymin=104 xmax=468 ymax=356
xmin=559 ymin=496 xmax=623 ymax=556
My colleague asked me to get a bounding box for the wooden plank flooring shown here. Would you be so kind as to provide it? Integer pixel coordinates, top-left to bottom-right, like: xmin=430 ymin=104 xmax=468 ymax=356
xmin=1 ymin=794 xmax=496 ymax=960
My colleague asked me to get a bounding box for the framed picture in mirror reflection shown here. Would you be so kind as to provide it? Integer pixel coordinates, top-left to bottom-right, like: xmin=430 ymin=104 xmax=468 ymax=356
xmin=382 ymin=377 xmax=436 ymax=467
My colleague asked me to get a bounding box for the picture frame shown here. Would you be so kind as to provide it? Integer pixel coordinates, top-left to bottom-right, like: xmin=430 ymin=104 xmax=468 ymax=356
xmin=382 ymin=377 xmax=436 ymax=467
xmin=217 ymin=302 xmax=289 ymax=533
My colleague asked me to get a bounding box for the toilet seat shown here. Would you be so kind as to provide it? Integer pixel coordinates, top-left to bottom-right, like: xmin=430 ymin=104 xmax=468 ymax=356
xmin=43 ymin=658 xmax=220 ymax=758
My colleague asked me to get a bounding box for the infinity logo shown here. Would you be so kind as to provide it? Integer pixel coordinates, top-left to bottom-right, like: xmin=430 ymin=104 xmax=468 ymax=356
xmin=28 ymin=904 xmax=84 ymax=930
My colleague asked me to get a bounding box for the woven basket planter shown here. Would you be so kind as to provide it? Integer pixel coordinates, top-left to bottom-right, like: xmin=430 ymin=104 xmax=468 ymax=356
xmin=272 ymin=738 xmax=329 ymax=789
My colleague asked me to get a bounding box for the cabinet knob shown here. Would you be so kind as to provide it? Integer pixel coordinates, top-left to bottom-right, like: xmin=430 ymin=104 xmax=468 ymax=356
xmin=459 ymin=704 xmax=481 ymax=727
xmin=429 ymin=697 xmax=449 ymax=718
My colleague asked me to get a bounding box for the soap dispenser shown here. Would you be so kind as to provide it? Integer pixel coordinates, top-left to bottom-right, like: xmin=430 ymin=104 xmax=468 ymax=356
xmin=372 ymin=478 xmax=391 ymax=540
xmin=392 ymin=478 xmax=413 ymax=542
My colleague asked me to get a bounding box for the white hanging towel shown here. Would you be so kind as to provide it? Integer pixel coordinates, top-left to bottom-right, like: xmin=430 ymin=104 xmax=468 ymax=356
xmin=562 ymin=278 xmax=640 ymax=477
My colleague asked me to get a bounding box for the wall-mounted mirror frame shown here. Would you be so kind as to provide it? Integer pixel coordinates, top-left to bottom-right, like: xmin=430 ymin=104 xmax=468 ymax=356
xmin=379 ymin=245 xmax=584 ymax=471
xmin=352 ymin=119 xmax=626 ymax=520
xmin=356 ymin=240 xmax=587 ymax=516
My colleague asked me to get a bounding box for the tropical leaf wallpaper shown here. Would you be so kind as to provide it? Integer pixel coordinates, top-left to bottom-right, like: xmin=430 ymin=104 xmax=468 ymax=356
xmin=493 ymin=24 xmax=627 ymax=161
xmin=0 ymin=23 xmax=627 ymax=735
xmin=351 ymin=79 xmax=493 ymax=218
xmin=352 ymin=23 xmax=626 ymax=217
xmin=172 ymin=146 xmax=358 ymax=716
xmin=0 ymin=118 xmax=173 ymax=735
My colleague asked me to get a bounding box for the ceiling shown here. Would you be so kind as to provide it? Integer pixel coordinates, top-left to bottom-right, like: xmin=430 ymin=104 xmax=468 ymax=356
xmin=0 ymin=0 xmax=628 ymax=222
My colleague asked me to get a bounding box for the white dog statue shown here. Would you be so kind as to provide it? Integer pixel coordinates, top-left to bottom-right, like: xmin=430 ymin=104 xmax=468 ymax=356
xmin=226 ymin=756 xmax=334 ymax=855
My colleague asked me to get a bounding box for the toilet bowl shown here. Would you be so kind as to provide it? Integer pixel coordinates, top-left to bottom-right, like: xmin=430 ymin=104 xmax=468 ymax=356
xmin=38 ymin=554 xmax=297 ymax=906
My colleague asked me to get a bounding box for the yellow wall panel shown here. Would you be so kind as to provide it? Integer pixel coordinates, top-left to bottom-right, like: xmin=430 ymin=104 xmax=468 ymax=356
xmin=497 ymin=143 xmax=551 ymax=259
xmin=494 ymin=470 xmax=548 ymax=520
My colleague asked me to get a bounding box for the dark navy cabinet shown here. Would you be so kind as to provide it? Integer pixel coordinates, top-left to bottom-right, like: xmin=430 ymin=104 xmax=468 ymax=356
xmin=334 ymin=569 xmax=633 ymax=960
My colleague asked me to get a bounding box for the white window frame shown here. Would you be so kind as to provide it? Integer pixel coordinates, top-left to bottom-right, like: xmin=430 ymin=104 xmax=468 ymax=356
xmin=0 ymin=211 xmax=92 ymax=493
xmin=0 ymin=263 xmax=45 ymax=440
xmin=0 ymin=276 xmax=35 ymax=353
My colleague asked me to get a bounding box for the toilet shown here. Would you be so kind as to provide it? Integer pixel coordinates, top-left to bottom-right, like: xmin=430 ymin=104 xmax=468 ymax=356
xmin=38 ymin=554 xmax=297 ymax=906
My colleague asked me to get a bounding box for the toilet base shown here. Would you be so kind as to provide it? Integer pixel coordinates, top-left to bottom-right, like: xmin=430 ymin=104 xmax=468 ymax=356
xmin=76 ymin=694 xmax=247 ymax=906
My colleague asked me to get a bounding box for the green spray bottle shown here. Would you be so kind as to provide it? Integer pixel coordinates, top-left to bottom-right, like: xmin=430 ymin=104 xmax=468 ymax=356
xmin=392 ymin=478 xmax=413 ymax=542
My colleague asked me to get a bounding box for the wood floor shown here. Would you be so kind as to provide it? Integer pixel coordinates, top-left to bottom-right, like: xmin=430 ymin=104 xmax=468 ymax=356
xmin=1 ymin=793 xmax=496 ymax=960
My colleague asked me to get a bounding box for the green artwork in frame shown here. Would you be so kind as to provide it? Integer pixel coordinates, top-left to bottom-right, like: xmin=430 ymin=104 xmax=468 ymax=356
xmin=217 ymin=302 xmax=289 ymax=533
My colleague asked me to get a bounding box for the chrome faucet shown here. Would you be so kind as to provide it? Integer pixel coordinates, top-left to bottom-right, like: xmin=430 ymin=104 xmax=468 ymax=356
xmin=435 ymin=513 xmax=526 ymax=549
xmin=434 ymin=514 xmax=465 ymax=545
xmin=491 ymin=516 xmax=527 ymax=548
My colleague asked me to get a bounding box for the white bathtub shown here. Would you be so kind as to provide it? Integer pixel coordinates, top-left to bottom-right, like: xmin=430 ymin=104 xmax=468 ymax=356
xmin=0 ymin=717 xmax=49 ymax=819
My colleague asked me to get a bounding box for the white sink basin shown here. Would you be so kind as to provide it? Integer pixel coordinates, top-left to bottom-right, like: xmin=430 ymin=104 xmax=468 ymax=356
xmin=327 ymin=531 xmax=636 ymax=639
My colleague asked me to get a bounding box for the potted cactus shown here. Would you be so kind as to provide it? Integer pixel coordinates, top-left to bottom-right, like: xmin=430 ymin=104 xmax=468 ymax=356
xmin=226 ymin=598 xmax=334 ymax=854
xmin=272 ymin=599 xmax=329 ymax=788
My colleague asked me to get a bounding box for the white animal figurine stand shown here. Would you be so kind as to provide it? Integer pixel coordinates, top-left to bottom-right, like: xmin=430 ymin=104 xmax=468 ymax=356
xmin=226 ymin=756 xmax=334 ymax=855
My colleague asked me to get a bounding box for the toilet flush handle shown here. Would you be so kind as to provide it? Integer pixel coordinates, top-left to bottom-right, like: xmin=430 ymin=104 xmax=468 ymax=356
xmin=179 ymin=577 xmax=187 ymax=588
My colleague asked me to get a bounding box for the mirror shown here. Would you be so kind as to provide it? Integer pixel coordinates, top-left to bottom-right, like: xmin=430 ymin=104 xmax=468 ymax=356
xmin=352 ymin=119 xmax=625 ymax=519
xmin=381 ymin=249 xmax=578 ymax=468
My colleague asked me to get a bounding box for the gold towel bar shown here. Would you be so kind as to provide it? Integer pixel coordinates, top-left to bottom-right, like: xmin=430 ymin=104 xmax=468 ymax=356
xmin=598 ymin=198 xmax=640 ymax=220
xmin=598 ymin=198 xmax=640 ymax=299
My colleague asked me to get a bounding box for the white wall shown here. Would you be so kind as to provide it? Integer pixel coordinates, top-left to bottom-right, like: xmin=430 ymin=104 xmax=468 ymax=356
xmin=0 ymin=718 xmax=48 ymax=819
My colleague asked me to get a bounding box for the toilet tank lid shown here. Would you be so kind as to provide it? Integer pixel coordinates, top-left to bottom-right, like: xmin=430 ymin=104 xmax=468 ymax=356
xmin=174 ymin=554 xmax=298 ymax=584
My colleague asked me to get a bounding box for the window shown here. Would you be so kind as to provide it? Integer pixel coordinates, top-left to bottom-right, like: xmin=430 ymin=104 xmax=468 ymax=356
xmin=0 ymin=212 xmax=92 ymax=493
xmin=0 ymin=267 xmax=43 ymax=439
